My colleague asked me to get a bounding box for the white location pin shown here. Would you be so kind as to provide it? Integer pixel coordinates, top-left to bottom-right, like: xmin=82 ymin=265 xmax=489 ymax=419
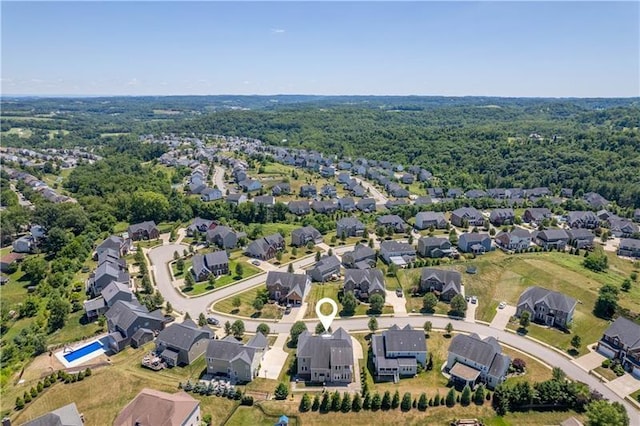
xmin=316 ymin=297 xmax=338 ymax=335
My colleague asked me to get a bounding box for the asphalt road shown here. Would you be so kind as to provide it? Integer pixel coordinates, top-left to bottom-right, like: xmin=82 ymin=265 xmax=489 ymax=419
xmin=148 ymin=242 xmax=639 ymax=424
xmin=355 ymin=177 xmax=389 ymax=206
xmin=212 ymin=165 xmax=226 ymax=193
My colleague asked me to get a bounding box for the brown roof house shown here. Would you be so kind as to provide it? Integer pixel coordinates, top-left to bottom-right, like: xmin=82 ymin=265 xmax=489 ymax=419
xmin=127 ymin=221 xmax=160 ymax=241
xmin=113 ymin=388 xmax=201 ymax=426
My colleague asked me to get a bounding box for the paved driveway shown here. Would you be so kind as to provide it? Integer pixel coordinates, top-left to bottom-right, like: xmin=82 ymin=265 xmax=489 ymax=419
xmin=574 ymin=350 xmax=606 ymax=372
xmin=466 ymin=298 xmax=478 ymax=322
xmin=606 ymin=373 xmax=640 ymax=398
xmin=385 ymin=290 xmax=407 ymax=316
xmin=490 ymin=304 xmax=516 ymax=330
xmin=258 ymin=334 xmax=289 ymax=380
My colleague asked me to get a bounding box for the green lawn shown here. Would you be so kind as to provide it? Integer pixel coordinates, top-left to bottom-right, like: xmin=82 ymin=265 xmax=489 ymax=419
xmin=393 ymin=271 xmax=453 ymax=315
xmin=304 ymin=282 xmax=393 ymax=319
xmin=629 ymin=388 xmax=640 ymax=403
xmin=227 ymin=405 xmax=299 ymax=426
xmin=47 ymin=311 xmax=104 ymax=346
xmin=593 ymin=366 xmax=620 ymax=381
xmin=213 ymin=287 xmax=283 ymax=320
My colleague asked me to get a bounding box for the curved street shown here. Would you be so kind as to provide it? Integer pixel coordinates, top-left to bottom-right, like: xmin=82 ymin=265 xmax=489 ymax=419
xmin=146 ymin=241 xmax=640 ymax=424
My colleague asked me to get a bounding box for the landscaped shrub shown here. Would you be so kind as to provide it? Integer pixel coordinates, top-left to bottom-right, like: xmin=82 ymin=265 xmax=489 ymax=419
xmin=330 ymin=391 xmax=341 ymax=411
xmin=320 ymin=392 xmax=330 ymax=413
xmin=299 ymin=393 xmax=311 ymax=412
xmin=242 ymin=395 xmax=254 ymax=406
xmin=362 ymin=392 xmax=371 ymax=410
xmin=352 ymin=393 xmax=362 ymax=412
xmin=601 ymin=359 xmax=611 ymax=368
xmin=418 ymin=393 xmax=428 ymax=411
xmin=391 ymin=390 xmax=400 ymax=409
xmin=371 ymin=392 xmax=382 ymax=410
xmin=312 ymin=394 xmax=320 ymax=411
xmin=446 ymin=388 xmax=456 ymax=407
xmin=381 ymin=391 xmax=391 ymax=410
xmin=341 ymin=392 xmax=351 ymax=412
xmin=461 ymin=385 xmax=472 ymax=406
xmin=401 ymin=392 xmax=412 ymax=411
xmin=15 ymin=396 xmax=25 ymax=410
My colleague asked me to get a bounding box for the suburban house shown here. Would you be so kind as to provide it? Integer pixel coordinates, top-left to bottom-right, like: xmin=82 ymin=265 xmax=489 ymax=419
xmin=567 ymin=229 xmax=595 ymax=249
xmin=226 ymin=193 xmax=248 ymax=205
xmin=245 ymin=233 xmax=285 ymax=260
xmin=417 ymin=237 xmax=453 ymax=258
xmin=253 ymin=195 xmax=275 ymax=207
xmin=516 ymin=286 xmax=577 ymax=329
xmin=523 ymin=208 xmax=552 ymax=224
xmin=291 ymin=226 xmax=323 ymax=247
xmin=446 ymin=333 xmax=511 ymax=389
xmin=376 ymin=214 xmax=407 ymax=233
xmin=201 ymin=187 xmax=223 ymax=201
xmin=336 ymin=217 xmax=366 ymax=237
xmin=207 ymin=225 xmax=243 ymax=249
xmin=239 ymin=178 xmax=262 ymax=192
xmin=105 ymin=300 xmax=165 ymax=353
xmin=379 ymin=240 xmax=416 ymax=266
xmin=296 ymin=328 xmax=354 ymax=384
xmin=489 ymin=209 xmax=515 ymax=226
xmin=299 ymin=185 xmax=317 ymax=198
xmin=320 ymin=184 xmax=337 ymax=198
xmin=12 ymin=235 xmax=35 ymax=253
xmin=584 ymin=192 xmax=609 ymax=209
xmin=494 ymin=228 xmax=531 ymax=251
xmin=457 ymin=233 xmax=492 ymax=254
xmin=534 ymin=229 xmax=570 ymax=250
xmin=155 ymin=319 xmax=213 ymax=367
xmin=342 ymin=243 xmax=377 ymax=269
xmin=451 ymin=207 xmax=484 ymax=227
xmin=413 ymin=196 xmax=433 ymax=206
xmin=618 ymin=238 xmax=640 ymax=258
xmin=22 ymin=403 xmax=84 ymax=426
xmin=84 ymin=281 xmax=133 ymax=320
xmin=191 ymin=251 xmax=230 ymax=281
xmin=415 ymin=212 xmax=447 ymax=230
xmin=419 ymin=268 xmax=462 ymax=301
xmin=265 ymin=271 xmax=311 ymax=305
xmin=113 ymin=388 xmax=201 ymax=426
xmin=288 ymin=200 xmax=311 ymax=216
xmin=465 ymin=189 xmax=488 ymax=199
xmin=338 ymin=197 xmax=356 ymax=212
xmin=400 ymin=173 xmax=414 ymax=184
xmin=608 ymin=216 xmax=639 ymax=238
xmin=205 ymin=334 xmax=268 ymax=382
xmin=566 ymin=211 xmax=599 ymax=229
xmin=596 ymin=317 xmax=640 ymax=377
xmin=311 ymin=200 xmax=338 ymax=214
xmin=356 ymin=198 xmax=376 ymax=213
xmin=0 ymin=252 xmax=24 ymax=273
xmin=371 ymin=324 xmax=427 ymax=381
xmin=272 ymin=182 xmax=291 ymax=196
xmin=307 ymin=255 xmax=341 ymax=282
xmin=87 ymin=261 xmax=130 ymax=297
xmin=96 ymin=235 xmax=130 ymax=258
xmin=128 ymin=221 xmax=160 ymax=241
xmin=186 ymin=217 xmax=214 ymax=236
xmin=343 ymin=268 xmax=385 ymax=301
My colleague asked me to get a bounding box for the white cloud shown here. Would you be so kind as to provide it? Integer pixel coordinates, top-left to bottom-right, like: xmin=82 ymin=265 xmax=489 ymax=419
xmin=127 ymin=78 xmax=139 ymax=86
xmin=271 ymin=28 xmax=285 ymax=34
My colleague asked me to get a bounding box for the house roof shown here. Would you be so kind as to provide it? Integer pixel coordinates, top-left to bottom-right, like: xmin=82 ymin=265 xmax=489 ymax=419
xmin=620 ymin=238 xmax=640 ymax=249
xmin=105 ymin=300 xmax=163 ymax=332
xmin=310 ymin=255 xmax=341 ymax=275
xmin=416 ymin=211 xmax=446 ymax=222
xmin=113 ymin=388 xmax=200 ymax=426
xmin=419 ymin=236 xmax=450 ymax=247
xmin=421 ymin=268 xmax=462 ymax=294
xmin=603 ymin=317 xmax=640 ymax=350
xmin=381 ymin=324 xmax=426 ymax=353
xmin=517 ymin=286 xmax=577 ymax=314
xmin=344 ymin=244 xmax=376 ymax=262
xmin=377 ymin=214 xmax=405 ymax=225
xmin=206 ymin=338 xmax=257 ymax=363
xmin=448 ymin=333 xmax=507 ymax=370
xmin=128 ymin=221 xmax=158 ymax=234
xmin=246 ymin=332 xmax=269 ymax=350
xmin=537 ymin=229 xmax=569 ymax=241
xmin=450 ymin=362 xmax=482 ymax=381
xmin=459 ymin=233 xmax=491 ymax=243
xmin=380 ymin=240 xmax=414 ymax=253
xmin=156 ymin=319 xmax=212 ymax=352
xmin=291 ymin=226 xmax=321 ymax=241
xmin=567 ymin=229 xmax=594 ymax=240
xmin=266 ymin=271 xmax=309 ymax=296
xmin=452 ymin=207 xmax=482 ymax=219
xmin=337 ymin=217 xmax=364 ymax=229
xmin=23 ymin=402 xmax=84 ymax=426
xmin=344 ymin=268 xmax=384 ymax=294
xmin=97 ymin=235 xmax=126 ymax=252
xmin=297 ymin=328 xmax=354 ymax=369
xmin=101 ymin=281 xmax=132 ymax=305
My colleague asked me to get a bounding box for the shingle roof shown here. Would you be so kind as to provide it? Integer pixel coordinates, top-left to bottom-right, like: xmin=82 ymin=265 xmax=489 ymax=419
xmin=537 ymin=229 xmax=569 ymax=241
xmin=344 ymin=268 xmax=385 ymax=294
xmin=381 ymin=324 xmax=426 ymax=353
xmin=156 ymin=319 xmax=212 ymax=352
xmin=23 ymin=402 xmax=84 ymax=426
xmin=113 ymin=388 xmax=199 ymax=426
xmin=297 ymin=328 xmax=354 ymax=370
xmin=517 ymin=286 xmax=577 ymax=314
xmin=206 ymin=338 xmax=256 ymax=363
xmin=603 ymin=317 xmax=640 ymax=350
xmin=448 ymin=333 xmax=505 ymax=369
xmin=101 ymin=281 xmax=132 ymax=305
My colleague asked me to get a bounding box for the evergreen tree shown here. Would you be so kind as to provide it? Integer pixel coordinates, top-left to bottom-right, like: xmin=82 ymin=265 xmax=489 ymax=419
xmin=312 ymin=394 xmax=320 ymax=411
xmin=320 ymin=392 xmax=330 ymax=412
xmin=418 ymin=392 xmax=428 ymax=411
xmin=299 ymin=393 xmax=311 ymax=412
xmin=371 ymin=392 xmax=382 ymax=410
xmin=401 ymin=392 xmax=412 ymax=411
xmin=461 ymin=385 xmax=472 ymax=406
xmin=391 ymin=390 xmax=400 ymax=409
xmin=446 ymin=388 xmax=456 ymax=407
xmin=363 ymin=392 xmax=372 ymax=410
xmin=341 ymin=392 xmax=352 ymax=412
xmin=330 ymin=391 xmax=341 ymax=411
xmin=274 ymin=382 xmax=289 ymax=400
xmin=474 ymin=384 xmax=486 ymax=405
xmin=381 ymin=390 xmax=391 ymax=410
xmin=352 ymin=393 xmax=362 ymax=412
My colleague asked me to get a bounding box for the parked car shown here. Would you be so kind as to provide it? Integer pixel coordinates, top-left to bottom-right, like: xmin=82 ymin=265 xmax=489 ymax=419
xmin=251 ymin=259 xmax=261 ymax=266
xmin=470 ymin=296 xmax=478 ymax=304
xmin=498 ymin=301 xmax=506 ymax=309
xmin=284 ymin=304 xmax=292 ymax=314
xmin=206 ymin=317 xmax=220 ymax=326
xmin=395 ymin=288 xmax=403 ymax=297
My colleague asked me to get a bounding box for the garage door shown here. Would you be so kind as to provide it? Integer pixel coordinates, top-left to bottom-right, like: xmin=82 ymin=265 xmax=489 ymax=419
xmin=596 ymin=345 xmax=616 ymax=359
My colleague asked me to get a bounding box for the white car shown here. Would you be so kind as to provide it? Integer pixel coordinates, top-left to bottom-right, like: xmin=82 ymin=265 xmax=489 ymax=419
xmin=498 ymin=301 xmax=507 ymax=309
xmin=251 ymin=260 xmax=261 ymax=266
xmin=470 ymin=296 xmax=478 ymax=304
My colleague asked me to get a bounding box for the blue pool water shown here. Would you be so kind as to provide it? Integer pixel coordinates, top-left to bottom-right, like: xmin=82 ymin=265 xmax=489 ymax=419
xmin=63 ymin=341 xmax=103 ymax=362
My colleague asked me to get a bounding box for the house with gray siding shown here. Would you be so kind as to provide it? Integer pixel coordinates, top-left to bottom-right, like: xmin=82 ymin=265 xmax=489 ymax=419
xmin=342 ymin=243 xmax=377 ymax=269
xmin=535 ymin=229 xmax=570 ymax=250
xmin=451 ymin=207 xmax=484 ymax=227
xmin=597 ymin=317 xmax=640 ymax=378
xmin=105 ymin=300 xmax=164 ymax=353
xmin=446 ymin=333 xmax=511 ymax=389
xmin=419 ymin=268 xmax=462 ymax=301
xmin=155 ymin=319 xmax=213 ymax=366
xmin=291 ymin=226 xmax=323 ymax=247
xmin=379 ymin=240 xmax=416 ymax=265
xmin=343 ymin=268 xmax=385 ymax=301
xmin=494 ymin=228 xmax=531 ymax=251
xmin=457 ymin=233 xmax=492 ymax=254
xmin=372 ymin=324 xmax=427 ymax=381
xmin=205 ymin=334 xmax=268 ymax=383
xmin=516 ymin=286 xmax=577 ymax=329
xmin=307 ymin=255 xmax=341 ymax=282
xmin=618 ymin=238 xmax=640 ymax=258
xmin=417 ymin=237 xmax=453 ymax=258
xmin=336 ymin=217 xmax=365 ymax=237
xmin=567 ymin=229 xmax=595 ymax=249
xmin=296 ymin=328 xmax=354 ymax=384
xmin=415 ymin=212 xmax=447 ymax=230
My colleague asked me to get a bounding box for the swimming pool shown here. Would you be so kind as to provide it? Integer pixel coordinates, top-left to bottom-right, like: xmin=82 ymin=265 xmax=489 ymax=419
xmin=63 ymin=341 xmax=104 ymax=363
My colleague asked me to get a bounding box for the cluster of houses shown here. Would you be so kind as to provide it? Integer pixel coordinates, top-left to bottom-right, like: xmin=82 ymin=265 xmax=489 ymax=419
xmin=0 ymin=146 xmax=101 ymax=169
xmin=3 ymin=166 xmax=76 ymax=204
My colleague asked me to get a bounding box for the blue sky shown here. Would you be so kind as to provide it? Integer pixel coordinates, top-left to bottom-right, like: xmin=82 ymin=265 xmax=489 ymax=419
xmin=2 ymin=1 xmax=638 ymax=97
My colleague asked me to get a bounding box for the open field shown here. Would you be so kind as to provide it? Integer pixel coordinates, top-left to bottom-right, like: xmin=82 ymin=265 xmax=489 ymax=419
xmin=304 ymin=282 xmax=393 ymax=319
xmin=394 ymin=271 xmax=454 ymax=316
xmin=213 ymin=287 xmax=283 ymax=320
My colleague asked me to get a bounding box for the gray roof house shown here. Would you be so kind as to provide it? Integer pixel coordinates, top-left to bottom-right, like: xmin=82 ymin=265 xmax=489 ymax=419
xmin=376 ymin=215 xmax=407 ymax=233
xmin=417 ymin=237 xmax=453 ymax=258
xmin=245 ymin=233 xmax=285 ymax=260
xmin=253 ymin=195 xmax=275 ymax=206
xmin=494 ymin=228 xmax=531 ymax=251
xmin=566 ymin=211 xmax=599 ymax=229
xmin=205 ymin=334 xmax=268 ymax=383
xmin=567 ymin=229 xmax=595 ymax=249
xmin=451 ymin=207 xmax=484 ymax=227
xmin=206 ymin=225 xmax=243 ymax=249
xmin=191 ymin=251 xmax=230 ymax=282
xmin=596 ymin=317 xmax=640 ymax=377
xmin=413 ymin=196 xmax=433 ymax=206
xmin=12 ymin=235 xmax=35 ymax=254
xmin=320 ymin=184 xmax=337 ymax=198
xmin=291 ymin=226 xmax=323 ymax=247
xmin=307 ymin=255 xmax=341 ymax=282
xmin=343 ymin=268 xmax=385 ymax=301
xmin=342 ymin=243 xmax=377 ymax=269
xmin=155 ymin=319 xmax=213 ymax=366
xmin=523 ymin=208 xmax=553 ymax=224
xmin=186 ymin=217 xmax=214 ymax=236
xmin=311 ymin=200 xmax=338 ymax=214
xmin=128 ymin=221 xmax=160 ymax=241
xmin=338 ymin=197 xmax=356 ymax=212
xmin=584 ymin=192 xmax=609 ymax=209
xmin=288 ymin=200 xmax=311 ymax=216
xmin=458 ymin=233 xmax=492 ymax=254
xmin=415 ymin=212 xmax=447 ymax=230
xmin=299 ymin=185 xmax=317 ymax=198
xmin=372 ymin=324 xmax=427 ymax=381
xmin=96 ymin=235 xmax=129 ymax=257
xmin=201 ymin=187 xmax=223 ymax=201
xmin=226 ymin=193 xmax=248 ymax=205
xmin=535 ymin=229 xmax=570 ymax=250
xmin=22 ymin=402 xmax=84 ymax=426
xmin=87 ymin=261 xmax=130 ymax=297
xmin=379 ymin=240 xmax=416 ymax=265
xmin=272 ymin=182 xmax=291 ymax=196
xmin=489 ymin=209 xmax=515 ymax=226
xmin=608 ymin=216 xmax=639 ymax=238
xmin=446 ymin=333 xmax=511 ymax=389
xmin=420 ymin=268 xmax=462 ymax=301
xmin=516 ymin=286 xmax=577 ymax=329
xmin=105 ymin=300 xmax=164 ymax=353
xmin=265 ymin=271 xmax=311 ymax=305
xmin=356 ymin=198 xmax=376 ymax=213
xmin=336 ymin=217 xmax=366 ymax=238
xmin=618 ymin=238 xmax=640 ymax=258
xmin=84 ymin=281 xmax=133 ymax=320
xmin=296 ymin=328 xmax=354 ymax=384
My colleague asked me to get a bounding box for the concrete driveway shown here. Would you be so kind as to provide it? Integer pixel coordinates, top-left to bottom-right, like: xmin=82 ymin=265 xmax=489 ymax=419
xmin=490 ymin=304 xmax=516 ymax=330
xmin=258 ymin=334 xmax=289 ymax=380
xmin=574 ymin=350 xmax=607 ymax=372
xmin=466 ymin=297 xmax=478 ymax=322
xmin=606 ymin=373 xmax=640 ymax=398
xmin=385 ymin=290 xmax=407 ymax=316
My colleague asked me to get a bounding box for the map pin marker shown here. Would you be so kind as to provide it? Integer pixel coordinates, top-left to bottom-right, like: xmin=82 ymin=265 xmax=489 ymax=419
xmin=316 ymin=297 xmax=338 ymax=336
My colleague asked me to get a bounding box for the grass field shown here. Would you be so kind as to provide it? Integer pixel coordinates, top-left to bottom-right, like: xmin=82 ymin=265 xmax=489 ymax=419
xmin=593 ymin=366 xmax=619 ymax=382
xmin=304 ymin=282 xmax=394 ymax=319
xmin=213 ymin=287 xmax=283 ymax=320
xmin=393 ymin=271 xmax=454 ymax=316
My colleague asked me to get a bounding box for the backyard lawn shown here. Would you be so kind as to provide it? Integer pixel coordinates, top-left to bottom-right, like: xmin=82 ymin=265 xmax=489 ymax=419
xmin=213 ymin=287 xmax=283 ymax=320
xmin=304 ymin=282 xmax=393 ymax=319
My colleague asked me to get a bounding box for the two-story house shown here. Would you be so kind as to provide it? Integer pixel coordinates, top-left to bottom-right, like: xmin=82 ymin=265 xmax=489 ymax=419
xmin=307 ymin=255 xmax=341 ymax=282
xmin=342 ymin=243 xmax=377 ymax=269
xmin=336 ymin=217 xmax=366 ymax=238
xmin=265 ymin=271 xmax=310 ymax=306
xmin=191 ymin=251 xmax=230 ymax=281
xmin=451 ymin=207 xmax=484 ymax=227
xmin=376 ymin=215 xmax=407 ymax=233
xmin=205 ymin=334 xmax=268 ymax=382
xmin=245 ymin=233 xmax=285 ymax=260
xmin=291 ymin=226 xmax=323 ymax=247
xmin=535 ymin=229 xmax=570 ymax=250
xmin=296 ymin=328 xmax=354 ymax=384
xmin=417 ymin=237 xmax=453 ymax=258
xmin=566 ymin=211 xmax=599 ymax=229
xmin=343 ymin=268 xmax=385 ymax=301
xmin=372 ymin=324 xmax=427 ymax=382
xmin=155 ymin=319 xmax=213 ymax=367
xmin=494 ymin=228 xmax=531 ymax=251
xmin=446 ymin=333 xmax=511 ymax=389
xmin=567 ymin=229 xmax=595 ymax=249
xmin=415 ymin=212 xmax=447 ymax=230
xmin=419 ymin=268 xmax=462 ymax=301
xmin=596 ymin=317 xmax=640 ymax=377
xmin=618 ymin=238 xmax=640 ymax=258
xmin=516 ymin=286 xmax=577 ymax=329
xmin=379 ymin=240 xmax=416 ymax=265
xmin=105 ymin=300 xmax=165 ymax=353
xmin=523 ymin=208 xmax=552 ymax=224
xmin=128 ymin=221 xmax=160 ymax=241
xmin=457 ymin=233 xmax=492 ymax=254
xmin=489 ymin=209 xmax=515 ymax=226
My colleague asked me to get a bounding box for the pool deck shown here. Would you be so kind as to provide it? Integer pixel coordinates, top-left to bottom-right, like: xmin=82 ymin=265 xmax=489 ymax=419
xmin=54 ymin=336 xmax=109 ymax=369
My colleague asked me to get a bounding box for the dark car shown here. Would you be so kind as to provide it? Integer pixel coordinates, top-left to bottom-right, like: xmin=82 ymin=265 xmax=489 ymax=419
xmin=395 ymin=288 xmax=403 ymax=297
xmin=206 ymin=317 xmax=220 ymax=326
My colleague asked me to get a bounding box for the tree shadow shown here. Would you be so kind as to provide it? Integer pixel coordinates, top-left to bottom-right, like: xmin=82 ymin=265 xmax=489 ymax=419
xmin=516 ymin=327 xmax=529 ymax=335
xmin=231 ymin=309 xmax=239 ymax=315
xmin=250 ymin=312 xmax=263 ymax=319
